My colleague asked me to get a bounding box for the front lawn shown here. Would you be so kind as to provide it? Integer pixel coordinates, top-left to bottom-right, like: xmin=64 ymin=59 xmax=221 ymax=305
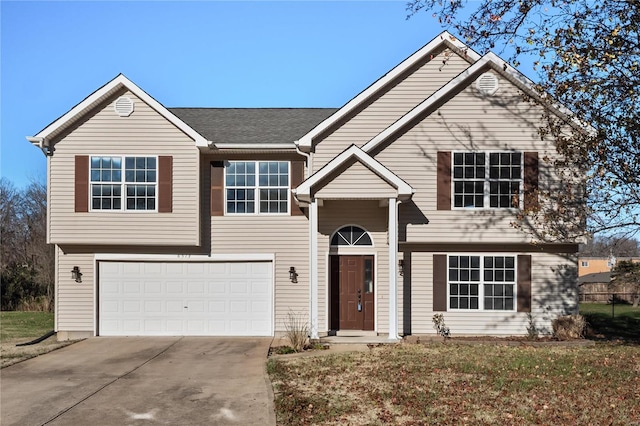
xmin=269 ymin=344 xmax=640 ymax=425
xmin=0 ymin=311 xmax=54 ymax=342
xmin=580 ymin=302 xmax=640 ymax=341
xmin=0 ymin=311 xmax=74 ymax=369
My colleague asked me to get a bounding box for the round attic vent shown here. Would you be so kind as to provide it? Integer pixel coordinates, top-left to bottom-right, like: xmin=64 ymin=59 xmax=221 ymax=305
xmin=476 ymin=72 xmax=499 ymax=95
xmin=114 ymin=96 xmax=135 ymax=117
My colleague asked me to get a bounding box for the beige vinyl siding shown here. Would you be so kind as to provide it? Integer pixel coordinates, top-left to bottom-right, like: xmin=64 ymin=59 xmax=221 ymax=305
xmin=315 ymin=161 xmax=398 ymax=199
xmin=409 ymin=251 xmax=577 ymax=336
xmin=312 ymin=49 xmax=471 ymax=172
xmin=317 ymin=200 xmax=390 ymax=333
xmin=56 ymin=246 xmax=95 ymax=333
xmin=49 ymin=90 xmax=200 ymax=246
xmin=376 ymin=72 xmax=560 ymax=244
xmin=204 ymin=155 xmax=310 ymax=333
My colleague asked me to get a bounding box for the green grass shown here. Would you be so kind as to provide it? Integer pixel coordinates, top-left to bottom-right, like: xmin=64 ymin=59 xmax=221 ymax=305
xmin=0 ymin=311 xmax=54 ymax=342
xmin=580 ymin=302 xmax=640 ymax=341
xmin=270 ymin=344 xmax=640 ymax=425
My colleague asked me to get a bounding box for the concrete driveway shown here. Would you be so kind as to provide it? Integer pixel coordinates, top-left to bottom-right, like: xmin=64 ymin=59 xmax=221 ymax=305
xmin=1 ymin=337 xmax=275 ymax=426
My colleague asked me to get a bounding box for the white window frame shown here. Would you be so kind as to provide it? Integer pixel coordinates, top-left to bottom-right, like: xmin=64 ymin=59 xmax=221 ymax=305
xmin=224 ymin=160 xmax=290 ymax=215
xmin=447 ymin=254 xmax=517 ymax=312
xmin=581 ymin=261 xmax=589 ymax=267
xmin=451 ymin=151 xmax=524 ymax=210
xmin=89 ymin=155 xmax=158 ymax=213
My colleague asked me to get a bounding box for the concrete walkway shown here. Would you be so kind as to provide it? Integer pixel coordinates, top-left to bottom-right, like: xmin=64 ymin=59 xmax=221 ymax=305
xmin=1 ymin=337 xmax=275 ymax=426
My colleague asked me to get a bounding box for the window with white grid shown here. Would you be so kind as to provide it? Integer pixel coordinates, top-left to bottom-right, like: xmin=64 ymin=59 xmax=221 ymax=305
xmin=226 ymin=161 xmax=289 ymax=214
xmin=452 ymin=152 xmax=522 ymax=208
xmin=90 ymin=156 xmax=156 ymax=211
xmin=448 ymin=255 xmax=516 ymax=311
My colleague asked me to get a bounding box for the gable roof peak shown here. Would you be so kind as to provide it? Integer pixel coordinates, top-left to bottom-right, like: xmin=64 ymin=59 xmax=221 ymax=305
xmin=295 ymin=31 xmax=480 ymax=150
xmin=27 ymin=74 xmax=208 ymax=154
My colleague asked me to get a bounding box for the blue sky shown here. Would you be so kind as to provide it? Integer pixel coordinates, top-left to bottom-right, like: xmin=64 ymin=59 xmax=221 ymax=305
xmin=1 ymin=1 xmax=504 ymax=188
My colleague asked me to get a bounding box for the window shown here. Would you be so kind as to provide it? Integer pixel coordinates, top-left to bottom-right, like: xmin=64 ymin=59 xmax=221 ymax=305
xmin=581 ymin=261 xmax=589 ymax=267
xmin=225 ymin=161 xmax=289 ymax=214
xmin=453 ymin=152 xmax=522 ymax=208
xmin=90 ymin=156 xmax=157 ymax=211
xmin=448 ymin=255 xmax=516 ymax=311
xmin=330 ymin=225 xmax=373 ymax=246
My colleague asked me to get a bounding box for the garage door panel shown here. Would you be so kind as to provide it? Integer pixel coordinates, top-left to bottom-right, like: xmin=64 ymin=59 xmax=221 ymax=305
xmin=99 ymin=261 xmax=272 ymax=336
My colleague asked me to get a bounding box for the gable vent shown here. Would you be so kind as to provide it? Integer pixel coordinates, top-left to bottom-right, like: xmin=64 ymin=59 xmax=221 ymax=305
xmin=476 ymin=73 xmax=499 ymax=95
xmin=114 ymin=96 xmax=134 ymax=117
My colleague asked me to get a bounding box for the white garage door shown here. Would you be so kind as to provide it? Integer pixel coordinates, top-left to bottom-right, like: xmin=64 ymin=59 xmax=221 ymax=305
xmin=99 ymin=261 xmax=273 ymax=336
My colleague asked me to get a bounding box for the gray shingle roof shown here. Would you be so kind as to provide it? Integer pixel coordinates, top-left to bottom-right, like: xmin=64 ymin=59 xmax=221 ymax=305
xmin=578 ymin=272 xmax=612 ymax=284
xmin=168 ymin=108 xmax=338 ymax=145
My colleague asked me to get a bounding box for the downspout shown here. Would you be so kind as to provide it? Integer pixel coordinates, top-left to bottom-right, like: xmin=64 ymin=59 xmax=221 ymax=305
xmin=294 ymin=140 xmax=317 ymax=338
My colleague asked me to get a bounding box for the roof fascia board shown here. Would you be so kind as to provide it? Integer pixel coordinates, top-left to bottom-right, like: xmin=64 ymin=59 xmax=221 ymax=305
xmin=29 ymin=74 xmax=209 ymax=147
xmin=296 ymin=31 xmax=479 ymax=149
xmin=209 ymin=143 xmax=295 ymax=150
xmin=295 ymin=145 xmax=413 ymax=202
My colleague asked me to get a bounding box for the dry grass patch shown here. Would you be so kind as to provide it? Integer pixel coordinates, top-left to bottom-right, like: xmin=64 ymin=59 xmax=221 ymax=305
xmin=268 ymin=343 xmax=640 ymax=425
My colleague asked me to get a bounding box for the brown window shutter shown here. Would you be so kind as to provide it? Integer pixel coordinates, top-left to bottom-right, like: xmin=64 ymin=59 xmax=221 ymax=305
xmin=290 ymin=160 xmax=305 ymax=216
xmin=524 ymin=152 xmax=539 ymax=211
xmin=75 ymin=155 xmax=89 ymax=212
xmin=210 ymin=161 xmax=225 ymax=216
xmin=517 ymin=255 xmax=532 ymax=312
xmin=437 ymin=152 xmax=451 ymax=210
xmin=158 ymin=156 xmax=173 ymax=213
xmin=433 ymin=254 xmax=447 ymax=311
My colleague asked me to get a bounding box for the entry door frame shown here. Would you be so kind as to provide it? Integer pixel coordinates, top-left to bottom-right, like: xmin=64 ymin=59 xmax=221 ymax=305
xmin=328 ymin=253 xmax=377 ymax=332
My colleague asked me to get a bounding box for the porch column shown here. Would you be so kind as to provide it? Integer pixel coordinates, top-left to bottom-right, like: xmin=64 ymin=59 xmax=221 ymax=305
xmin=309 ymin=198 xmax=319 ymax=339
xmin=388 ymin=197 xmax=399 ymax=340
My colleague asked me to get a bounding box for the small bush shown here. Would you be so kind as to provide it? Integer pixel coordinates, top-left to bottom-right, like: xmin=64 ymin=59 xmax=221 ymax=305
xmin=284 ymin=311 xmax=309 ymax=352
xmin=526 ymin=312 xmax=539 ymax=340
xmin=552 ymin=314 xmax=586 ymax=340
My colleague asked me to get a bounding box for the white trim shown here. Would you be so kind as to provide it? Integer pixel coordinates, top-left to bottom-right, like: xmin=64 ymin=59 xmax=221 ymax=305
xmin=309 ymin=199 xmax=319 ymax=339
xmin=295 ymin=145 xmax=413 ymax=203
xmin=211 ymin=143 xmax=295 ymax=150
xmin=388 ymin=198 xmax=399 ymax=340
xmin=27 ymin=74 xmax=208 ymax=147
xmin=297 ymin=31 xmax=479 ymax=149
xmin=94 ymin=253 xmax=275 ymax=262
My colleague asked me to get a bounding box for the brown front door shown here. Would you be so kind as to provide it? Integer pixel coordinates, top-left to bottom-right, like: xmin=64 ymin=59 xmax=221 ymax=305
xmin=331 ymin=255 xmax=374 ymax=331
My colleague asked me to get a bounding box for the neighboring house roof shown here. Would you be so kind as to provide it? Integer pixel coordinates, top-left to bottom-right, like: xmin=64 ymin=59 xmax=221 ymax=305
xmin=294 ymin=144 xmax=414 ymax=203
xmin=27 ymin=74 xmax=209 ymax=151
xmin=169 ymin=108 xmax=337 ymax=148
xmin=578 ymin=272 xmax=612 ymax=284
xmin=296 ymin=31 xmax=480 ymax=149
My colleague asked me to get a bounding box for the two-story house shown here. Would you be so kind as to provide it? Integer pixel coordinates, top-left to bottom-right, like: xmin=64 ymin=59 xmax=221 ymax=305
xmin=28 ymin=32 xmax=581 ymax=341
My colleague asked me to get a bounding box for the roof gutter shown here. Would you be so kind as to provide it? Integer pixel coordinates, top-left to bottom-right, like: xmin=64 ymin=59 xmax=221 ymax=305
xmin=26 ymin=136 xmax=53 ymax=156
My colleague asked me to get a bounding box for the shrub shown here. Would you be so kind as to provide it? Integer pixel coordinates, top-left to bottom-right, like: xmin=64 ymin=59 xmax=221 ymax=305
xmin=526 ymin=312 xmax=539 ymax=340
xmin=552 ymin=314 xmax=586 ymax=340
xmin=284 ymin=311 xmax=309 ymax=352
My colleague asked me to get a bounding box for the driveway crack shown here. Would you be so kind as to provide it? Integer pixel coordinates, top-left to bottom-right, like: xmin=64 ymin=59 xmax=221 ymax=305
xmin=40 ymin=337 xmax=183 ymax=426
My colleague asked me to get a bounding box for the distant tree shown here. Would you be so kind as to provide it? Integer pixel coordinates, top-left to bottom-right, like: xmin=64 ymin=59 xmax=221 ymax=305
xmin=0 ymin=178 xmax=53 ymax=311
xmin=406 ymin=0 xmax=640 ymax=241
xmin=611 ymin=260 xmax=640 ymax=307
xmin=580 ymin=235 xmax=640 ymax=258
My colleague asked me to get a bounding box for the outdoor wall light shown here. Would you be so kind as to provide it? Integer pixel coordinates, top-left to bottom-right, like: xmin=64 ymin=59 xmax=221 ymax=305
xmin=398 ymin=259 xmax=405 ymax=276
xmin=71 ymin=266 xmax=82 ymax=283
xmin=289 ymin=266 xmax=298 ymax=283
